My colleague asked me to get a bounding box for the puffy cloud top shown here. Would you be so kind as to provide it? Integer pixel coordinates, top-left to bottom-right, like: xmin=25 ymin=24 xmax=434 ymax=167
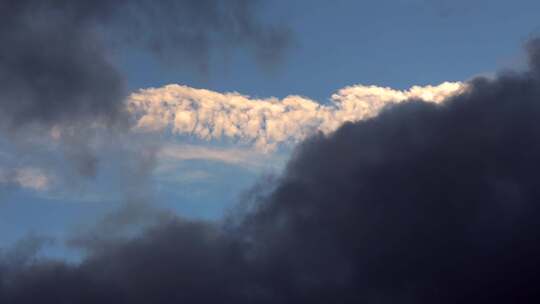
xmin=128 ymin=82 xmax=465 ymax=151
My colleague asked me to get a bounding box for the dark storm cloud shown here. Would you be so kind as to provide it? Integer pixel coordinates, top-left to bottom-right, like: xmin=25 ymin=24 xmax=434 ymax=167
xmin=4 ymin=40 xmax=540 ymax=303
xmin=0 ymin=0 xmax=122 ymax=128
xmin=0 ymin=0 xmax=291 ymax=128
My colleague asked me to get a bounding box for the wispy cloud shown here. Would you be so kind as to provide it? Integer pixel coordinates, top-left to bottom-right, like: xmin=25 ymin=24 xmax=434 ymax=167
xmin=157 ymin=144 xmax=283 ymax=171
xmin=0 ymin=167 xmax=51 ymax=191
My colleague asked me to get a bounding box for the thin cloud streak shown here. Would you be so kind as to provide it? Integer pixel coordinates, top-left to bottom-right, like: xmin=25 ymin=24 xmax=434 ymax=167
xmin=0 ymin=167 xmax=51 ymax=191
xmin=158 ymin=144 xmax=284 ymax=171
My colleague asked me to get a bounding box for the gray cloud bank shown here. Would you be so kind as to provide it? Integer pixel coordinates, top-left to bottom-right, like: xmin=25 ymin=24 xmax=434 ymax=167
xmin=0 ymin=0 xmax=291 ymax=129
xmin=2 ymin=39 xmax=540 ymax=303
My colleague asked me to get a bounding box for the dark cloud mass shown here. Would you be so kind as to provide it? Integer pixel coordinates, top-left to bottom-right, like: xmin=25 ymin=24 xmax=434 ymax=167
xmin=0 ymin=0 xmax=292 ymax=187
xmin=2 ymin=39 xmax=540 ymax=303
xmin=0 ymin=0 xmax=291 ymax=129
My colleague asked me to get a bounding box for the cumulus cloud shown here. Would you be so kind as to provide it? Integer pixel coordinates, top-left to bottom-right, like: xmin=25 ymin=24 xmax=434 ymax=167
xmin=128 ymin=82 xmax=465 ymax=150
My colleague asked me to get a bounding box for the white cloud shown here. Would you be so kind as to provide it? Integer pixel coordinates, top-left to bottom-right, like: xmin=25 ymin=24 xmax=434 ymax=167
xmin=128 ymin=82 xmax=466 ymax=151
xmin=0 ymin=167 xmax=51 ymax=191
xmin=157 ymin=144 xmax=282 ymax=171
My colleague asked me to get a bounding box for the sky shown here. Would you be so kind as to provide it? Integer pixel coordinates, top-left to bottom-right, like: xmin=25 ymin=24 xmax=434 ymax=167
xmin=121 ymin=0 xmax=540 ymax=99
xmin=3 ymin=1 xmax=540 ymax=302
xmin=0 ymin=0 xmax=538 ymax=250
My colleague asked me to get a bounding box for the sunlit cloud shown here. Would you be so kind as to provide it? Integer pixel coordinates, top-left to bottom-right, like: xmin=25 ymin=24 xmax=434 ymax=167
xmin=128 ymin=82 xmax=465 ymax=151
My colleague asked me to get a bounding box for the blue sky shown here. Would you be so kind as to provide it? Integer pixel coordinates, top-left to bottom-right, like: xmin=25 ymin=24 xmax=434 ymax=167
xmin=121 ymin=0 xmax=540 ymax=99
xmin=2 ymin=0 xmax=540 ymax=255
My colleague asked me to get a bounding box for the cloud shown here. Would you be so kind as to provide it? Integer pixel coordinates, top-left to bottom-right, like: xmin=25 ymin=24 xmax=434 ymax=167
xmin=234 ymin=38 xmax=540 ymax=303
xmin=158 ymin=144 xmax=282 ymax=171
xmin=0 ymin=235 xmax=55 ymax=268
xmin=0 ymin=0 xmax=292 ymax=192
xmin=0 ymin=0 xmax=291 ymax=130
xmin=0 ymin=0 xmax=123 ymax=130
xmin=0 ymin=167 xmax=51 ymax=191
xmin=128 ymin=81 xmax=465 ymax=151
xmin=4 ymin=39 xmax=540 ymax=303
